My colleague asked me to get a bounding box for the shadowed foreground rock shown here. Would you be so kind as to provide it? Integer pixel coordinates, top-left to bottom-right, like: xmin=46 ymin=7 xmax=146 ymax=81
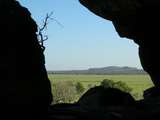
xmin=49 ymin=86 xmax=160 ymax=120
xmin=79 ymin=0 xmax=160 ymax=87
xmin=0 ymin=0 xmax=52 ymax=118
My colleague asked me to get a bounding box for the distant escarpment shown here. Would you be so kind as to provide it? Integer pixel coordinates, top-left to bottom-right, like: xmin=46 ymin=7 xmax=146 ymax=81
xmin=48 ymin=66 xmax=146 ymax=75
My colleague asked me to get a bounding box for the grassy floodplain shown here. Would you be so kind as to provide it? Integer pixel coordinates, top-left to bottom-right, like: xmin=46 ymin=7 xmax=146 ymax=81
xmin=49 ymin=74 xmax=153 ymax=100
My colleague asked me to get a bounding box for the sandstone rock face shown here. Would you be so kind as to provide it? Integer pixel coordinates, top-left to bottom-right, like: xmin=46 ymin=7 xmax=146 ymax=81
xmin=79 ymin=0 xmax=160 ymax=87
xmin=0 ymin=0 xmax=52 ymax=118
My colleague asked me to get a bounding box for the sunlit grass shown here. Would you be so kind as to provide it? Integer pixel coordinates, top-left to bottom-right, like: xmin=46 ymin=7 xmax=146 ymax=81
xmin=49 ymin=74 xmax=153 ymax=100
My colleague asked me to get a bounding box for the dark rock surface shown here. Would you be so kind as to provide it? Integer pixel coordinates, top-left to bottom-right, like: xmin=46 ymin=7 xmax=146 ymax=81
xmin=0 ymin=0 xmax=52 ymax=118
xmin=49 ymin=86 xmax=160 ymax=120
xmin=79 ymin=0 xmax=160 ymax=87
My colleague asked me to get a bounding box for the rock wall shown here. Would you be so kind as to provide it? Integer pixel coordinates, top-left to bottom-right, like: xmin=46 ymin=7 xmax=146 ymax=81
xmin=0 ymin=0 xmax=52 ymax=118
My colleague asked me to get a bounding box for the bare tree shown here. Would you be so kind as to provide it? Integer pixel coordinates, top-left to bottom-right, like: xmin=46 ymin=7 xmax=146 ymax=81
xmin=38 ymin=12 xmax=53 ymax=51
xmin=38 ymin=12 xmax=63 ymax=51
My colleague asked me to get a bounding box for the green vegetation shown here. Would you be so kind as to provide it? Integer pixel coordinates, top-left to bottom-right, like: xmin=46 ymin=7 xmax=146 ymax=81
xmin=100 ymin=79 xmax=132 ymax=93
xmin=52 ymin=81 xmax=77 ymax=104
xmin=49 ymin=74 xmax=153 ymax=101
xmin=75 ymin=82 xmax=85 ymax=95
xmin=52 ymin=81 xmax=86 ymax=104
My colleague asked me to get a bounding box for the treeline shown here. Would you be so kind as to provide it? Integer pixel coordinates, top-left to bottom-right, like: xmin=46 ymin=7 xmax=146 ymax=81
xmin=48 ymin=66 xmax=146 ymax=75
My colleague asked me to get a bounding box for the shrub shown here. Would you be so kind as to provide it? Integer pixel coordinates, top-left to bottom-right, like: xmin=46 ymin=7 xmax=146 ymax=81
xmin=75 ymin=82 xmax=85 ymax=95
xmin=52 ymin=81 xmax=76 ymax=104
xmin=100 ymin=79 xmax=115 ymax=88
xmin=100 ymin=79 xmax=132 ymax=93
xmin=114 ymin=81 xmax=132 ymax=93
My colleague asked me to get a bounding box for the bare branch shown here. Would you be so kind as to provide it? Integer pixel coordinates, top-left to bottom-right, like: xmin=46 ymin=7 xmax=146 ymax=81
xmin=37 ymin=11 xmax=63 ymax=51
xmin=38 ymin=12 xmax=53 ymax=51
xmin=51 ymin=17 xmax=64 ymax=28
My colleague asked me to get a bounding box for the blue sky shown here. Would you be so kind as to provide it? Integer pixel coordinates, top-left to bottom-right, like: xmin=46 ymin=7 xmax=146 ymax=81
xmin=19 ymin=0 xmax=141 ymax=70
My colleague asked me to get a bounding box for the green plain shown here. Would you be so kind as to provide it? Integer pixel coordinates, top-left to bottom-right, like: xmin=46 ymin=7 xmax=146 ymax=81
xmin=49 ymin=74 xmax=154 ymax=99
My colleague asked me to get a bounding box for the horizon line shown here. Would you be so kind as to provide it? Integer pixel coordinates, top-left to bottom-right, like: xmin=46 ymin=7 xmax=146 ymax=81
xmin=47 ymin=65 xmax=143 ymax=71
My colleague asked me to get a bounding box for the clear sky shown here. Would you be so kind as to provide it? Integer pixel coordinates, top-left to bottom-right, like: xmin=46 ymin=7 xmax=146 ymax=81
xmin=19 ymin=0 xmax=141 ymax=70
